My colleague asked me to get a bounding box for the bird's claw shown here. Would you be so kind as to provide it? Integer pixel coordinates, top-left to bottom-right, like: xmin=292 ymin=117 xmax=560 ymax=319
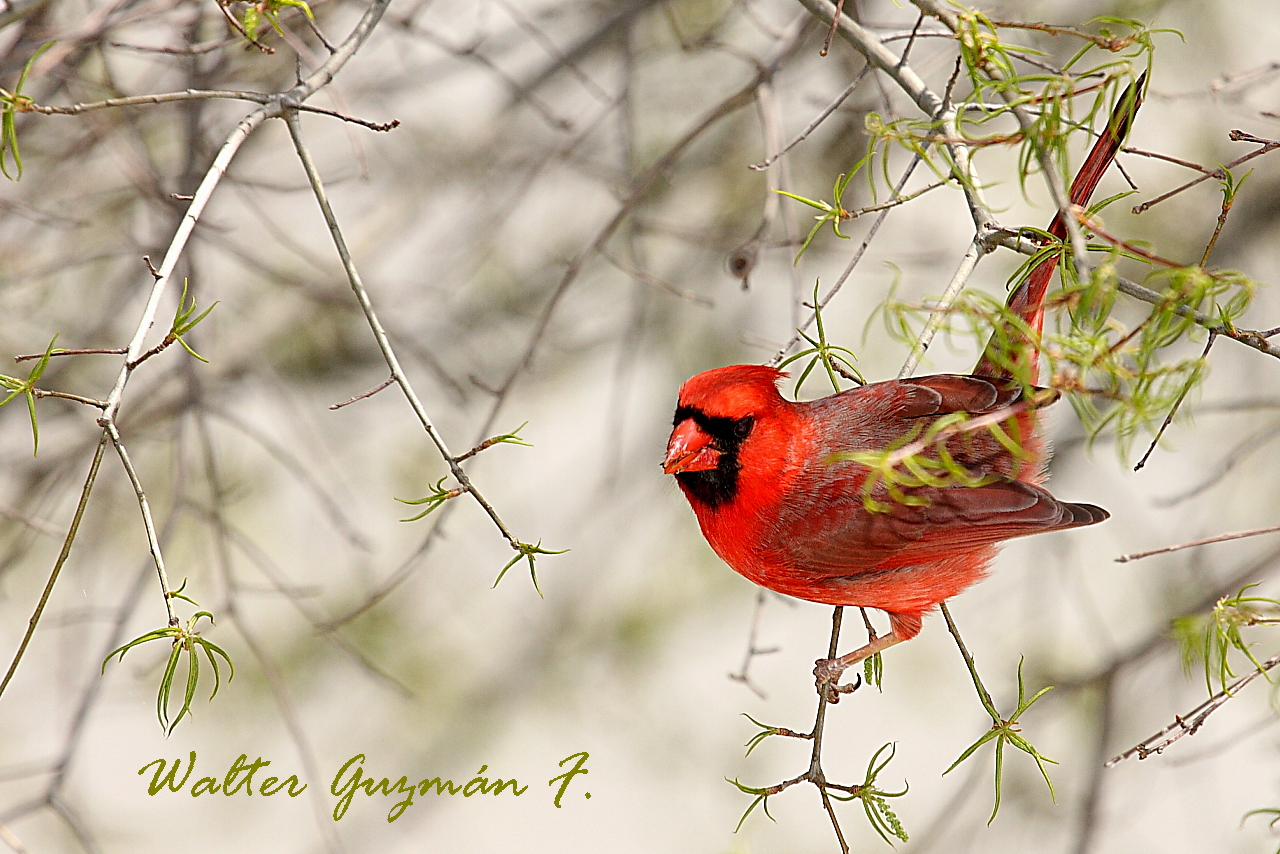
xmin=814 ymin=658 xmax=860 ymax=703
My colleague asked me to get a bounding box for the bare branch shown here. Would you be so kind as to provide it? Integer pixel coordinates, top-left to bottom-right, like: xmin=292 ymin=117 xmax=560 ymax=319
xmin=1133 ymin=131 xmax=1280 ymax=214
xmin=329 ymin=375 xmax=396 ymax=409
xmin=283 ymin=109 xmax=524 ymax=556
xmin=1117 ymin=525 xmax=1280 ymax=563
xmin=1106 ymin=653 xmax=1280 ymax=766
xmin=105 ymin=425 xmax=179 ymax=627
xmin=0 ymin=433 xmax=109 ymax=701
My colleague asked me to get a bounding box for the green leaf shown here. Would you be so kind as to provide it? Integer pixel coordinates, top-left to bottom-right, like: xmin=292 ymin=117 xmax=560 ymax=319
xmin=727 ymin=778 xmax=776 ymax=832
xmin=396 ymin=476 xmax=464 ymax=521
xmin=493 ymin=540 xmax=566 ymax=597
xmin=0 ymin=334 xmax=58 ymax=455
xmin=0 ymin=41 xmax=55 ymax=181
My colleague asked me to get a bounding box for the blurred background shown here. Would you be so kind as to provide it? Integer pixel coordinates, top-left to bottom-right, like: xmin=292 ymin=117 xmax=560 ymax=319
xmin=0 ymin=0 xmax=1278 ymax=851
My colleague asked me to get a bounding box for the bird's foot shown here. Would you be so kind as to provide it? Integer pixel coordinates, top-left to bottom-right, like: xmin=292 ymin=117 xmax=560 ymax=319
xmin=813 ymin=630 xmax=904 ymax=702
xmin=812 ymin=662 xmax=861 ymax=704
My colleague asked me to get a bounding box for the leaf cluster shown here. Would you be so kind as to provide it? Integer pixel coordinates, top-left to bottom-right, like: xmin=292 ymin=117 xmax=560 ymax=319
xmin=397 ymin=423 xmax=532 ymax=521
xmin=166 ymin=279 xmax=219 ymax=363
xmin=1174 ymin=583 xmax=1280 ymax=696
xmin=944 ymin=658 xmax=1056 ymax=823
xmin=877 ymin=249 xmax=1256 ymax=462
xmin=825 ymin=743 xmax=910 ymax=845
xmin=837 ymin=409 xmax=1030 ymax=514
xmin=240 ymin=0 xmax=313 ymax=43
xmin=779 ymin=281 xmax=864 ymax=397
xmin=0 ymin=334 xmax=57 ymax=456
xmin=729 ymin=741 xmax=909 ymax=846
xmin=952 ymin=14 xmax=1162 ymax=196
xmin=0 ymin=41 xmax=53 ymax=181
xmin=493 ymin=540 xmax=566 ymax=598
xmin=397 ymin=476 xmax=466 ymax=521
xmin=102 ymin=606 xmax=234 ymax=735
xmin=777 ymin=21 xmax=1165 ymax=259
xmin=1055 ymin=260 xmax=1254 ymax=458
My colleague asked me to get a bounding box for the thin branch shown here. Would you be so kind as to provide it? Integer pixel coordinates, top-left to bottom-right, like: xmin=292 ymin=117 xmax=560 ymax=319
xmin=31 ymin=388 xmax=107 ymax=408
xmin=769 ymin=154 xmax=923 ymax=367
xmin=283 ymin=110 xmax=522 ymax=554
xmin=798 ymin=0 xmax=993 ymax=230
xmin=1106 ymin=653 xmax=1280 ymax=765
xmin=750 ymin=65 xmax=871 ymax=172
xmin=914 ymin=0 xmax=1090 ymax=277
xmin=899 ymin=236 xmax=988 ymax=378
xmin=599 ymin=248 xmax=714 ymax=306
xmin=105 ymin=425 xmax=179 ymax=627
xmin=46 ymin=794 xmax=100 ymax=854
xmin=0 ymin=433 xmax=108 ymax=701
xmin=15 ymin=348 xmax=125 ymax=362
xmin=201 ymin=506 xmax=413 ymax=699
xmin=727 ymin=590 xmax=778 ymax=699
xmin=473 ymin=13 xmax=811 ymax=441
xmin=288 ymin=103 xmax=400 ymax=133
xmin=812 ymin=606 xmax=847 ymax=850
xmin=797 ymin=0 xmax=943 ymax=117
xmin=107 ymin=37 xmax=237 ymax=55
xmin=1122 ymin=145 xmax=1216 ymax=175
xmin=0 ymin=505 xmax=61 ymax=537
xmin=1078 ymin=209 xmax=1181 ymax=267
xmin=990 ymin=232 xmax=1280 ymax=361
xmin=1201 ymin=180 xmax=1242 ymax=267
xmin=0 ymin=0 xmax=396 ymax=704
xmin=1154 ymin=422 xmax=1280 ymax=507
xmin=784 ymin=0 xmax=1008 ymax=371
xmin=1117 ymin=524 xmax=1280 ymax=563
xmin=193 ymin=416 xmax=410 ymax=698
xmin=754 ymin=77 xmax=805 ymax=321
xmin=940 ymin=603 xmax=999 ymax=714
xmin=986 ymin=19 xmax=1138 ymax=51
xmin=1133 ymin=331 xmax=1217 ymax=471
xmin=98 ymin=108 xmax=268 ymax=426
xmin=27 ymin=89 xmax=272 ymax=114
xmin=98 ymin=0 xmax=395 ymax=427
xmin=195 ymin=411 xmax=343 ymax=851
xmin=329 ymin=375 xmax=395 ymax=409
xmin=0 ymin=820 xmax=28 ymax=854
xmin=206 ymin=408 xmax=372 ymax=552
xmin=1133 ymin=131 xmax=1280 ymax=214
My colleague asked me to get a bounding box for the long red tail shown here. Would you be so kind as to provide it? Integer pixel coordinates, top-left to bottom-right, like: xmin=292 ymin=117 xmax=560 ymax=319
xmin=975 ymin=74 xmax=1145 ymax=380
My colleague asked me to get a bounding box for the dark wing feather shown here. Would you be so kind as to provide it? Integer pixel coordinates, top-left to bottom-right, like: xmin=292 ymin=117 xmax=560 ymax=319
xmin=761 ymin=376 xmax=1098 ymax=577
xmin=769 ymin=478 xmax=1105 ymax=577
xmin=892 ymin=374 xmax=1031 ymax=419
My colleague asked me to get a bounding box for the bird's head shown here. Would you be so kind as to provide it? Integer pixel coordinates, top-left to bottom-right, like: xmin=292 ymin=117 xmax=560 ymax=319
xmin=663 ymin=365 xmax=787 ymax=507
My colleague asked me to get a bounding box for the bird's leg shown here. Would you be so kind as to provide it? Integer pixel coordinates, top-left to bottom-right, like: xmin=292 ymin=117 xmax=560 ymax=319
xmin=813 ymin=631 xmax=904 ymax=699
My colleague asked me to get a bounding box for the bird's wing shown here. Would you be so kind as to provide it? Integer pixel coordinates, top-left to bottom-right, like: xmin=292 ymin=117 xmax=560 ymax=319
xmin=890 ymin=374 xmax=1031 ymax=418
xmin=769 ymin=478 xmax=1104 ymax=576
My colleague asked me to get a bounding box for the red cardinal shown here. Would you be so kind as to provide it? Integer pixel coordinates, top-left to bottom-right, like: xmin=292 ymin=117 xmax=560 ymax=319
xmin=664 ymin=79 xmax=1142 ymax=686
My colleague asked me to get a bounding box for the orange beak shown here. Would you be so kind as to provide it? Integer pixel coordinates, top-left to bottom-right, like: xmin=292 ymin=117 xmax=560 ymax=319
xmin=663 ymin=419 xmax=721 ymax=474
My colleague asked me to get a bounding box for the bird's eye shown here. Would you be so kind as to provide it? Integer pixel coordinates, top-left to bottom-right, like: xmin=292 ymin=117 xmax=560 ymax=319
xmin=733 ymin=417 xmax=754 ymax=440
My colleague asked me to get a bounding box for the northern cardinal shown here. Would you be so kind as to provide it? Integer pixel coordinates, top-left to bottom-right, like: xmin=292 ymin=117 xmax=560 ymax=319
xmin=664 ymin=78 xmax=1143 ymax=687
